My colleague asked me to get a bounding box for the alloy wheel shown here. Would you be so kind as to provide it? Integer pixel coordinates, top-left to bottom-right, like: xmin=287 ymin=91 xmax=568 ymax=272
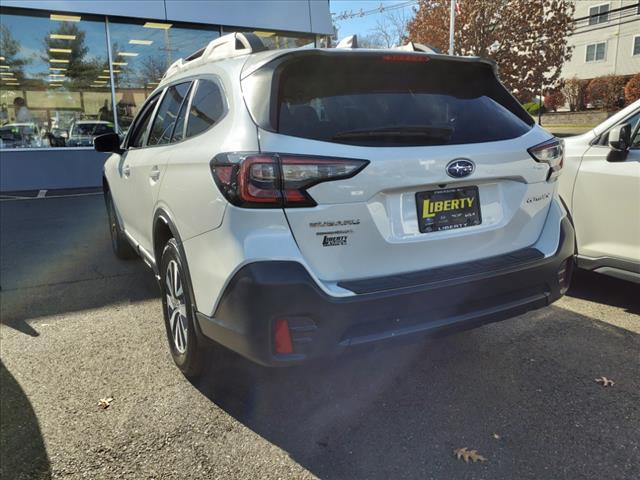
xmin=165 ymin=259 xmax=188 ymax=354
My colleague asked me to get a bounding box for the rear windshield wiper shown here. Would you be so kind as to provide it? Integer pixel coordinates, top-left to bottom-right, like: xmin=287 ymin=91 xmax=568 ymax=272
xmin=332 ymin=125 xmax=453 ymax=142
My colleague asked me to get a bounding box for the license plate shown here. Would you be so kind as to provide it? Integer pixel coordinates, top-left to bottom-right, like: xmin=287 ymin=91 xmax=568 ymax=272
xmin=416 ymin=186 xmax=481 ymax=233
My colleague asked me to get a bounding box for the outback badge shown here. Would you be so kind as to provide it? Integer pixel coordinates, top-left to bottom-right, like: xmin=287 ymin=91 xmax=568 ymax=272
xmin=446 ymin=159 xmax=475 ymax=178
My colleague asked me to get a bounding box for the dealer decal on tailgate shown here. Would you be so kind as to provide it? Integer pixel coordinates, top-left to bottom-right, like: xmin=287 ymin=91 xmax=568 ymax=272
xmin=422 ymin=197 xmax=475 ymax=218
xmin=416 ymin=186 xmax=482 ymax=233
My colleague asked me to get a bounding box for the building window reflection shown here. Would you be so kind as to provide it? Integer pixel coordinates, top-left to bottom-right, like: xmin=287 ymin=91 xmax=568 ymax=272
xmin=222 ymin=27 xmax=314 ymax=50
xmin=0 ymin=8 xmax=113 ymax=148
xmin=108 ymin=19 xmax=220 ymax=134
xmin=0 ymin=7 xmax=317 ymax=149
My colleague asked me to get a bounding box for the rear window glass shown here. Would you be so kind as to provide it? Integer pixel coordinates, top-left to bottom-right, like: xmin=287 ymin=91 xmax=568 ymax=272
xmin=275 ymin=54 xmax=532 ymax=146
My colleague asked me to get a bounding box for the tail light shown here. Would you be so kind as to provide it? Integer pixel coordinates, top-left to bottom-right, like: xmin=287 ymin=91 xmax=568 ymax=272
xmin=211 ymin=153 xmax=368 ymax=208
xmin=528 ymin=138 xmax=564 ymax=180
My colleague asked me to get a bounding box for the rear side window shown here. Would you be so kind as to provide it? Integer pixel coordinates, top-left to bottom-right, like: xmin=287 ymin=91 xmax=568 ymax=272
xmin=185 ymin=79 xmax=225 ymax=138
xmin=148 ymin=82 xmax=192 ymax=146
xmin=272 ymin=54 xmax=532 ymax=146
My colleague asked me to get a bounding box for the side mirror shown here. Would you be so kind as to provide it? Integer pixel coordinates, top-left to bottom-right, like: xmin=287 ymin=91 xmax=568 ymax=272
xmin=608 ymin=123 xmax=630 ymax=152
xmin=94 ymin=132 xmax=123 ymax=154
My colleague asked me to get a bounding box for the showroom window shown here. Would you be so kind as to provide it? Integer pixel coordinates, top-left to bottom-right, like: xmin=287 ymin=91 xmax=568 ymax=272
xmin=0 ymin=8 xmax=113 ymax=149
xmin=0 ymin=7 xmax=316 ymax=150
xmin=107 ymin=19 xmax=220 ymax=134
xmin=222 ymin=27 xmax=314 ymax=50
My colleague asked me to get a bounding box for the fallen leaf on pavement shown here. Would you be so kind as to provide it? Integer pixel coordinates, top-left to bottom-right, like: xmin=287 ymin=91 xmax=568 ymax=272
xmin=98 ymin=397 xmax=114 ymax=409
xmin=595 ymin=377 xmax=615 ymax=387
xmin=454 ymin=447 xmax=487 ymax=463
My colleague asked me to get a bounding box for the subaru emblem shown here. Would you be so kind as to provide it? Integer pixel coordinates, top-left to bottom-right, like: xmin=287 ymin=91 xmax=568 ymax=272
xmin=446 ymin=159 xmax=475 ymax=178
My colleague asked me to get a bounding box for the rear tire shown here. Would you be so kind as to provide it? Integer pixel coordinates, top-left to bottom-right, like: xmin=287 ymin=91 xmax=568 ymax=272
xmin=105 ymin=191 xmax=136 ymax=260
xmin=160 ymin=239 xmax=205 ymax=379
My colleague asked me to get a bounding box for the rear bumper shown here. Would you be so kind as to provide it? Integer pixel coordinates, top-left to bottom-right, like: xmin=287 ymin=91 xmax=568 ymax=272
xmin=196 ymin=215 xmax=575 ymax=366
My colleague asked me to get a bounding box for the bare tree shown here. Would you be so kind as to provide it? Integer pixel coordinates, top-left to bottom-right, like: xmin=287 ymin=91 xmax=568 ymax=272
xmin=369 ymin=10 xmax=410 ymax=48
xmin=358 ymin=33 xmax=386 ymax=49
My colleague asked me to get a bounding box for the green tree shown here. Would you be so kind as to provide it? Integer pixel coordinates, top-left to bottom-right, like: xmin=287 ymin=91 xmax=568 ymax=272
xmin=0 ymin=24 xmax=30 ymax=81
xmin=43 ymin=23 xmax=104 ymax=87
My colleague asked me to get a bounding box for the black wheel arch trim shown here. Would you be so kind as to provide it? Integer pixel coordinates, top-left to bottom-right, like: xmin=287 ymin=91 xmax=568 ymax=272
xmin=558 ymin=194 xmax=577 ymax=256
xmin=153 ymin=208 xmax=208 ymax=343
xmin=152 ymin=208 xmax=201 ymax=335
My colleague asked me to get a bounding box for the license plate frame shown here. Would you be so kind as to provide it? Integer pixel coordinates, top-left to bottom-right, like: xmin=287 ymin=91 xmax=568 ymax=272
xmin=415 ymin=186 xmax=482 ymax=233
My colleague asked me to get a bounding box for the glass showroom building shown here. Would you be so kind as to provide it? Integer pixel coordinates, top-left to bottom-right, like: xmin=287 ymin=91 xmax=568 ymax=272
xmin=0 ymin=0 xmax=332 ymax=192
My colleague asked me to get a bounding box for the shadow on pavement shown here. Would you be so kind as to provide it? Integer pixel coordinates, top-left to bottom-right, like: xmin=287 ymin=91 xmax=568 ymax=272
xmin=567 ymin=269 xmax=640 ymax=315
xmin=194 ymin=304 xmax=640 ymax=480
xmin=0 ymin=361 xmax=51 ymax=480
xmin=0 ymin=196 xmax=159 ymax=334
xmin=0 ymin=270 xmax=158 ymax=334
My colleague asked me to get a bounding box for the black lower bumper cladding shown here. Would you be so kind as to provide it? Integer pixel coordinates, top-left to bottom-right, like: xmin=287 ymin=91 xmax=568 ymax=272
xmin=196 ymin=216 xmax=575 ymax=366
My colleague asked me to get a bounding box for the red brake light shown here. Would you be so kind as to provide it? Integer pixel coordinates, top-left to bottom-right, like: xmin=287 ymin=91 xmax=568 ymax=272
xmin=211 ymin=153 xmax=368 ymax=208
xmin=382 ymin=54 xmax=429 ymax=63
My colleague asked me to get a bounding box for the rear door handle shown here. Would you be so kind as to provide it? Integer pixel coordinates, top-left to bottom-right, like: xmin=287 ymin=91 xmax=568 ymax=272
xmin=149 ymin=166 xmax=161 ymax=181
xmin=122 ymin=165 xmax=131 ymax=177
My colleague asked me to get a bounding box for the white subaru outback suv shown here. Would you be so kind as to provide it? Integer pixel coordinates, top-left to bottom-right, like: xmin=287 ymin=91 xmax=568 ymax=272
xmin=96 ymin=33 xmax=575 ymax=377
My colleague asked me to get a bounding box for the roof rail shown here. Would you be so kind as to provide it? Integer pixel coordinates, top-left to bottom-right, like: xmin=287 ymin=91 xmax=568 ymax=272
xmin=395 ymin=42 xmax=441 ymax=54
xmin=163 ymin=32 xmax=267 ymax=81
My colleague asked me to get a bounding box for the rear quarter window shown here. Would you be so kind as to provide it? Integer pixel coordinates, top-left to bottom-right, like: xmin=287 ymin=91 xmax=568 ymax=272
xmin=185 ymin=79 xmax=225 ymax=138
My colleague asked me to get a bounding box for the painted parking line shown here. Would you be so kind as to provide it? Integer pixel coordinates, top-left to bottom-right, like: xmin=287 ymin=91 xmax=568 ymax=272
xmin=0 ymin=192 xmax=103 ymax=202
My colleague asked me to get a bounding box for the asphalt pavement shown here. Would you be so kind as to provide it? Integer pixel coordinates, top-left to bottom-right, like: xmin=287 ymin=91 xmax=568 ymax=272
xmin=1 ymin=195 xmax=638 ymax=480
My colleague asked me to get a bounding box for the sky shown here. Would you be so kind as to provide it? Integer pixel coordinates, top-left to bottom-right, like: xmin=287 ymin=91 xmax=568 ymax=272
xmin=329 ymin=0 xmax=419 ymax=40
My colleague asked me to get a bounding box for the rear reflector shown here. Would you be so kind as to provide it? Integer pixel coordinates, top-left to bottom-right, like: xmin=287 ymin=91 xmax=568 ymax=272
xmin=274 ymin=319 xmax=293 ymax=354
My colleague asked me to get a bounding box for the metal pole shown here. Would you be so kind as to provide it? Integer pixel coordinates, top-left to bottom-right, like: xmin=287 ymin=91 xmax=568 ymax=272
xmin=105 ymin=17 xmax=119 ymax=133
xmin=538 ymin=82 xmax=543 ymax=126
xmin=448 ymin=0 xmax=456 ymax=55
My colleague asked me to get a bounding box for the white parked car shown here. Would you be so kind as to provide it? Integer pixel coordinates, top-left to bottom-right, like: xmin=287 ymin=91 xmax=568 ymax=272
xmin=66 ymin=120 xmax=115 ymax=147
xmin=0 ymin=122 xmax=45 ymax=148
xmin=559 ymin=99 xmax=640 ymax=283
xmin=96 ymin=33 xmax=574 ymax=377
